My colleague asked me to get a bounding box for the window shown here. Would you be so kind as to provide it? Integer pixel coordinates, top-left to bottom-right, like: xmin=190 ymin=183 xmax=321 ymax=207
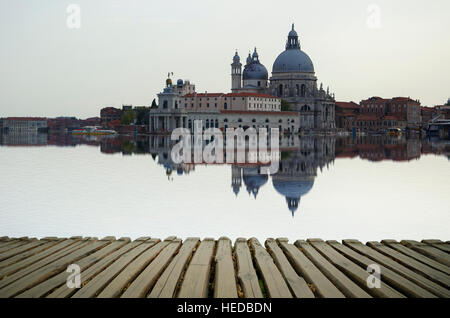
xmin=163 ymin=101 xmax=168 ymax=109
xmin=224 ymin=103 xmax=228 ymax=109
xmin=301 ymin=84 xmax=306 ymax=97
xmin=278 ymin=84 xmax=283 ymax=96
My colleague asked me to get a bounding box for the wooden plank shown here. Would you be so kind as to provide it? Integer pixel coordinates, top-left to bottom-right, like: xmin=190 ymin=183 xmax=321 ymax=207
xmin=121 ymin=239 xmax=182 ymax=298
xmin=294 ymin=240 xmax=371 ymax=298
xmin=71 ymin=238 xmax=159 ymax=298
xmin=0 ymin=238 xmax=110 ymax=298
xmin=402 ymin=240 xmax=450 ymax=266
xmin=367 ymin=241 xmax=450 ymax=288
xmin=213 ymin=237 xmax=238 ymax=298
xmin=382 ymin=240 xmax=450 ymax=275
xmin=249 ymin=238 xmax=292 ymax=298
xmin=234 ymin=238 xmax=263 ymax=298
xmin=278 ymin=240 xmax=344 ymax=298
xmin=0 ymin=238 xmax=83 ymax=287
xmin=47 ymin=238 xmax=146 ymax=298
xmin=98 ymin=237 xmax=176 ymax=298
xmin=327 ymin=240 xmax=436 ymax=298
xmin=0 ymin=239 xmax=40 ymax=261
xmin=421 ymin=240 xmax=450 ymax=254
xmin=266 ymin=239 xmax=314 ymax=298
xmin=178 ymin=238 xmax=215 ymax=298
xmin=17 ymin=237 xmax=129 ymax=298
xmin=0 ymin=239 xmax=30 ymax=254
xmin=0 ymin=240 xmax=61 ymax=269
xmin=148 ymin=237 xmax=200 ymax=298
xmin=306 ymin=239 xmax=403 ymax=298
xmin=343 ymin=240 xmax=449 ymax=298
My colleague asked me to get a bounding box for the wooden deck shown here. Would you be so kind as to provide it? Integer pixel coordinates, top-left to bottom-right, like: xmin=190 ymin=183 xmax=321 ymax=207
xmin=0 ymin=236 xmax=449 ymax=298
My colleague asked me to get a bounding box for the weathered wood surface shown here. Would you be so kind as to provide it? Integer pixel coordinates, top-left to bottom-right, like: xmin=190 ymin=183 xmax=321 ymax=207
xmin=0 ymin=237 xmax=448 ymax=298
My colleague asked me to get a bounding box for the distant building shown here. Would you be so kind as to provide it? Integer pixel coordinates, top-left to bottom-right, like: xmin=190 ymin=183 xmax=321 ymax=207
xmin=100 ymin=107 xmax=123 ymax=128
xmin=421 ymin=106 xmax=436 ymax=125
xmin=335 ymin=101 xmax=359 ymax=130
xmin=435 ymin=104 xmax=450 ymax=120
xmin=359 ymin=96 xmax=421 ymax=130
xmin=2 ymin=117 xmax=47 ymax=133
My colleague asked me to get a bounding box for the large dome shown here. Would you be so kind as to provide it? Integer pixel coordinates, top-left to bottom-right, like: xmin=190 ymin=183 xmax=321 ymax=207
xmin=272 ymin=24 xmax=315 ymax=74
xmin=272 ymin=49 xmax=314 ymax=73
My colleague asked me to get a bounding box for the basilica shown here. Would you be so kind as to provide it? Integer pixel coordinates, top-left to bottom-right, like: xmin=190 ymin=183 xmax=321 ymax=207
xmin=149 ymin=24 xmax=335 ymax=134
xmin=231 ymin=24 xmax=336 ymax=130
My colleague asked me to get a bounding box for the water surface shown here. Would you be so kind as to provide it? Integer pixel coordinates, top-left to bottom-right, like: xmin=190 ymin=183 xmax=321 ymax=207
xmin=0 ymin=133 xmax=449 ymax=242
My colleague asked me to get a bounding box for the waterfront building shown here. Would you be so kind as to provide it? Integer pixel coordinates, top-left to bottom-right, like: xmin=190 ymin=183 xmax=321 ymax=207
xmin=359 ymin=96 xmax=421 ymax=130
xmin=335 ymin=101 xmax=360 ymax=130
xmin=1 ymin=117 xmax=47 ymax=133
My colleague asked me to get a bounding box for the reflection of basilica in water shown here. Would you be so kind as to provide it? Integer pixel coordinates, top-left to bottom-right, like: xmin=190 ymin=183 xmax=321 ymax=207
xmin=146 ymin=135 xmax=336 ymax=215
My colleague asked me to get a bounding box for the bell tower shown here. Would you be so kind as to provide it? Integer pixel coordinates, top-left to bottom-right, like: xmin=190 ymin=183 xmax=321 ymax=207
xmin=231 ymin=51 xmax=242 ymax=92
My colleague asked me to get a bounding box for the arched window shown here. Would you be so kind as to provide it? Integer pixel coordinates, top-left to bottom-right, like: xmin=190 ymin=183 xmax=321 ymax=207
xmin=301 ymin=105 xmax=311 ymax=111
xmin=224 ymin=118 xmax=228 ymax=123
xmin=252 ymin=119 xmax=256 ymax=123
xmin=265 ymin=119 xmax=270 ymax=123
xmin=238 ymin=118 xmax=243 ymax=123
xmin=206 ymin=119 xmax=209 ymax=128
xmin=224 ymin=102 xmax=228 ymax=110
xmin=296 ymin=84 xmax=300 ymax=96
xmin=301 ymin=84 xmax=306 ymax=97
xmin=188 ymin=119 xmax=192 ymax=129
xmin=163 ymin=100 xmax=168 ymax=109
xmin=278 ymin=84 xmax=283 ymax=96
xmin=215 ymin=119 xmax=218 ymax=128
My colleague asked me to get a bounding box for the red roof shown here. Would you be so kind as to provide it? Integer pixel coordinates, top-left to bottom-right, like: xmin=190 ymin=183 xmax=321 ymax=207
xmin=335 ymin=101 xmax=359 ymax=109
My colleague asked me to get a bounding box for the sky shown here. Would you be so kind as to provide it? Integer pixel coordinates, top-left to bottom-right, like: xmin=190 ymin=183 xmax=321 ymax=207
xmin=0 ymin=0 xmax=449 ymax=118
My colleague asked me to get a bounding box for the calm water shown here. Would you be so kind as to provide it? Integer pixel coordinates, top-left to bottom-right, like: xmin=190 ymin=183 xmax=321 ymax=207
xmin=0 ymin=132 xmax=449 ymax=242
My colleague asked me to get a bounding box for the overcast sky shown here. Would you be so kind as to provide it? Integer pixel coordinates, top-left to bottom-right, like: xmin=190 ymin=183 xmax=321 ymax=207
xmin=0 ymin=0 xmax=449 ymax=118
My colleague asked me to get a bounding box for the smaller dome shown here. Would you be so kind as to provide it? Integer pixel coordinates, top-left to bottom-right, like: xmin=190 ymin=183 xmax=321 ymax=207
xmin=176 ymin=79 xmax=183 ymax=86
xmin=243 ymin=63 xmax=268 ymax=80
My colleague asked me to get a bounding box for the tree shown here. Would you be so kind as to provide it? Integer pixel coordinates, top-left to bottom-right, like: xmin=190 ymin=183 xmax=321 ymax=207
xmin=151 ymin=99 xmax=158 ymax=109
xmin=281 ymin=99 xmax=291 ymax=111
xmin=135 ymin=108 xmax=150 ymax=125
xmin=121 ymin=110 xmax=136 ymax=125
